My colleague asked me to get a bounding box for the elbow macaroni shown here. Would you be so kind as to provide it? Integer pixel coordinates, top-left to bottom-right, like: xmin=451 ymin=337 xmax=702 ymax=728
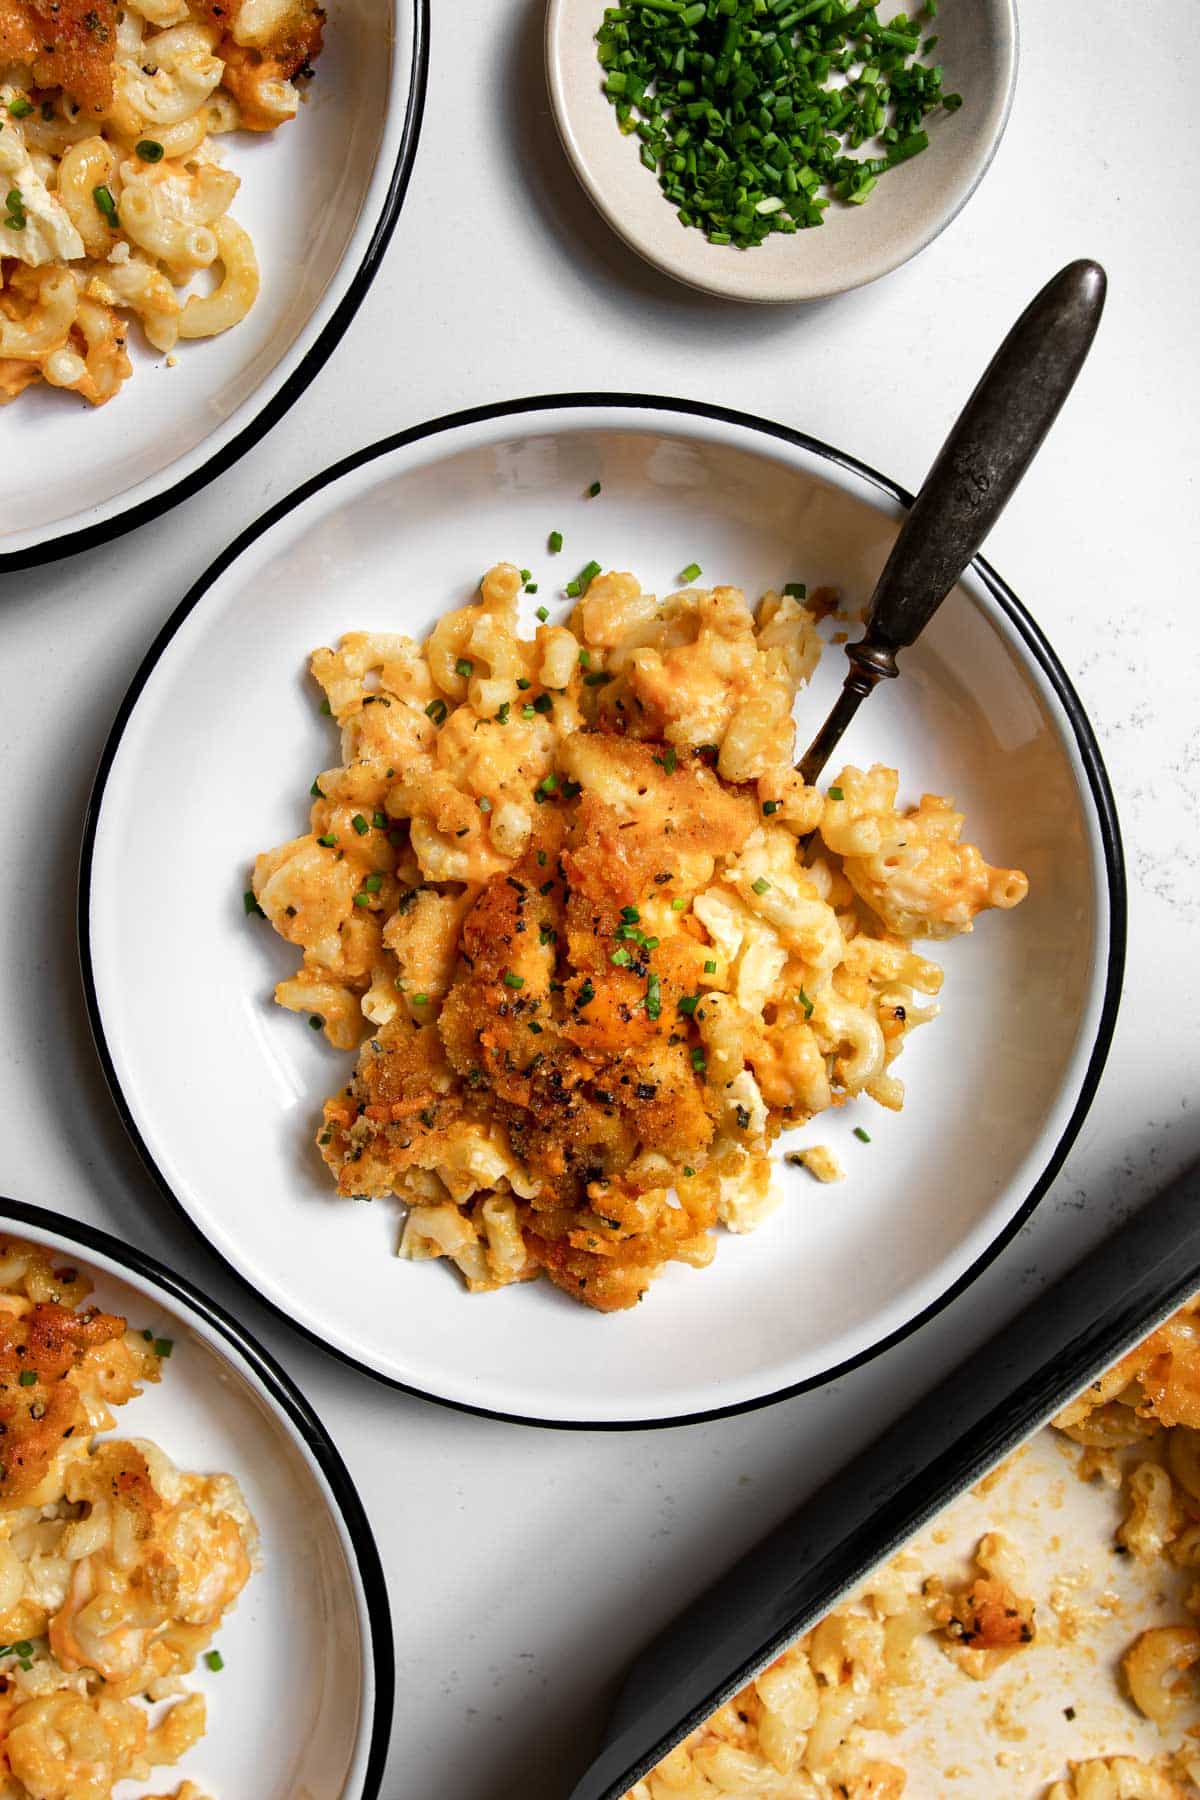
xmin=0 ymin=1237 xmax=257 ymax=1800
xmin=251 ymin=564 xmax=1028 ymax=1312
xmin=0 ymin=0 xmax=323 ymax=406
xmin=631 ymin=1293 xmax=1200 ymax=1800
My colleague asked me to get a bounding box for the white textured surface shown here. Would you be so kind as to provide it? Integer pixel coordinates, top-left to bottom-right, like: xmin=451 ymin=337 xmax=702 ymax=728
xmin=1 ymin=1 xmax=1197 ymax=1793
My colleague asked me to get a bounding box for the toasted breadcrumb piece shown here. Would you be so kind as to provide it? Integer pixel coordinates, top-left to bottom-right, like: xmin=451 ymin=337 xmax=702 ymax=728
xmin=786 ymin=1144 xmax=845 ymax=1183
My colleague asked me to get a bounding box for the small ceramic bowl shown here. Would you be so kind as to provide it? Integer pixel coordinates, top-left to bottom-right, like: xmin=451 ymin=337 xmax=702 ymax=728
xmin=545 ymin=0 xmax=1018 ymax=303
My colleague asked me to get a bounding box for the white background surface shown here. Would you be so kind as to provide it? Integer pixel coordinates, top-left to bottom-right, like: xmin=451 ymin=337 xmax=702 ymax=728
xmin=1 ymin=3 xmax=1198 ymax=1794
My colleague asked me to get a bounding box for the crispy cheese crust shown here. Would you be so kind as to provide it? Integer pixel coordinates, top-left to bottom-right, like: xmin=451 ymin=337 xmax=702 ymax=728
xmin=0 ymin=0 xmax=118 ymax=112
xmin=0 ymin=1237 xmax=258 ymax=1800
xmin=254 ymin=563 xmax=1029 ymax=1312
xmin=209 ymin=0 xmax=324 ymax=129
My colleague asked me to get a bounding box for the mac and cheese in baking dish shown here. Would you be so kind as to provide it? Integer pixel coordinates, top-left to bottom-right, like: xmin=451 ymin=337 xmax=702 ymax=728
xmin=0 ymin=0 xmax=323 ymax=406
xmin=626 ymin=1295 xmax=1200 ymax=1799
xmin=251 ymin=563 xmax=1028 ymax=1312
xmin=0 ymin=1236 xmax=257 ymax=1800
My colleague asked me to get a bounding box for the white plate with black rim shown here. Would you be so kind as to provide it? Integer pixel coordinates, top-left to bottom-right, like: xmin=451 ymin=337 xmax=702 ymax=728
xmin=1 ymin=0 xmax=429 ymax=572
xmin=80 ymin=395 xmax=1125 ymax=1428
xmin=0 ymin=1194 xmax=392 ymax=1796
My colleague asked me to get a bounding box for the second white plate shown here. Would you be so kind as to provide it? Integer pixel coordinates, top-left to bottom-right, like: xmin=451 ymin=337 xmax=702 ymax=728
xmin=2 ymin=0 xmax=428 ymax=569
xmin=81 ymin=397 xmax=1124 ymax=1426
xmin=0 ymin=1196 xmax=391 ymax=1797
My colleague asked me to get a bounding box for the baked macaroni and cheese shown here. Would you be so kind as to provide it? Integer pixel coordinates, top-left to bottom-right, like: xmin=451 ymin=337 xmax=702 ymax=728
xmin=627 ymin=1295 xmax=1200 ymax=1800
xmin=0 ymin=1236 xmax=257 ymax=1800
xmin=250 ymin=563 xmax=1028 ymax=1311
xmin=0 ymin=0 xmax=323 ymax=406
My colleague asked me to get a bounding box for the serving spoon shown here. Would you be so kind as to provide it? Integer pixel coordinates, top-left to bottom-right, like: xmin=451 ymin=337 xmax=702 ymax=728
xmin=798 ymin=256 xmax=1107 ymax=787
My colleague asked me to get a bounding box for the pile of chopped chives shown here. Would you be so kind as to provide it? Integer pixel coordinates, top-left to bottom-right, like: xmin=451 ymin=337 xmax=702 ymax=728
xmin=595 ymin=0 xmax=960 ymax=250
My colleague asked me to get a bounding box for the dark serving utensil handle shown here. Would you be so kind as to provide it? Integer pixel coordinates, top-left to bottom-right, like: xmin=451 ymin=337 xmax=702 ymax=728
xmin=798 ymin=258 xmax=1107 ymax=785
xmin=567 ymin=1155 xmax=1200 ymax=1800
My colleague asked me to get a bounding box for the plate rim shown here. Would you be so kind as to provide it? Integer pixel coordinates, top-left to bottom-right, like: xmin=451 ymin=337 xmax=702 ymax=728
xmin=77 ymin=390 xmax=1127 ymax=1430
xmin=0 ymin=0 xmax=431 ymax=574
xmin=543 ymin=0 xmax=1019 ymax=304
xmin=0 ymin=1192 xmax=394 ymax=1797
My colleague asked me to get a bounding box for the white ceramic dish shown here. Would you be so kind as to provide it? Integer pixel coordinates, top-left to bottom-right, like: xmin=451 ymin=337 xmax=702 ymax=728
xmin=546 ymin=0 xmax=1018 ymax=303
xmin=0 ymin=1195 xmax=392 ymax=1797
xmin=1 ymin=0 xmax=428 ymax=571
xmin=80 ymin=396 xmax=1123 ymax=1427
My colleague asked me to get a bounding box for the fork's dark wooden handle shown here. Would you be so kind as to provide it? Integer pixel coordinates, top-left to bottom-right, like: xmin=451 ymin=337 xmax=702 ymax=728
xmin=798 ymin=258 xmax=1107 ymax=786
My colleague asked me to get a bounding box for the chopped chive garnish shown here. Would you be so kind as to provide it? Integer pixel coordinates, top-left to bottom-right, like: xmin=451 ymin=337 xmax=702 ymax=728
xmin=516 ymin=678 xmax=531 ymax=690
xmin=539 ymin=774 xmax=559 ymax=795
xmin=135 ymin=137 xmax=165 ymax=161
xmin=353 ymin=894 xmax=372 ymax=908
xmin=478 ymin=797 xmax=492 ymax=813
xmin=683 ymin=1167 xmax=695 ymax=1178
xmin=520 ymin=569 xmax=532 ymax=582
xmin=678 ymin=994 xmax=700 ymax=1016
xmin=412 ymin=994 xmax=428 ymax=1005
xmin=690 ymin=1047 xmax=706 ymax=1072
xmin=536 ymin=606 xmax=549 ymax=623
xmin=319 ymin=698 xmax=332 ymax=715
xmin=318 ymin=833 xmax=336 ymax=848
xmin=153 ymin=1338 xmax=173 ymax=1358
xmin=17 ymin=1370 xmax=35 ymax=1387
xmin=525 ymin=582 xmax=538 ymax=594
xmin=584 ymin=671 xmax=612 ymax=687
xmin=363 ymin=874 xmax=383 ymax=893
xmin=854 ymin=1126 xmax=872 ymax=1143
xmin=827 ymin=785 xmax=844 ymax=801
xmin=2 ymin=188 xmax=25 ymax=230
xmin=611 ymin=946 xmax=632 ymax=967
xmin=308 ymin=1015 xmax=323 ymax=1030
xmin=645 ymin=972 xmax=662 ymax=1020
xmin=455 ymin=658 xmax=473 ymax=678
xmin=243 ymin=890 xmax=265 ymax=917
xmin=372 ymin=812 xmax=388 ymax=829
xmin=92 ymin=183 xmax=118 ymax=224
xmin=762 ymin=800 xmax=779 ymax=815
xmin=620 ymin=905 xmax=640 ymax=923
xmin=595 ymin=1 xmax=956 ymax=251
xmin=548 ymin=530 xmax=563 ymax=554
xmin=679 ymin=562 xmax=702 ymax=584
xmin=495 ymin=702 xmax=510 ymax=724
xmin=310 ymin=778 xmax=324 ymax=799
xmin=533 ymin=692 xmax=553 ymax=714
xmin=521 ymin=704 xmax=535 ymax=719
xmin=783 ymin=582 xmax=807 ymax=598
xmin=351 ymin=814 xmax=369 ymax=836
xmin=798 ymin=987 xmax=814 ymax=1019
xmin=704 ymin=959 xmax=717 ymax=975
xmin=670 ymin=896 xmax=687 ymax=911
xmin=205 ymin=1651 xmax=224 ymax=1672
xmin=502 ymin=971 xmax=525 ymax=989
xmin=751 ymin=877 xmax=770 ymax=896
xmin=578 ymin=979 xmax=596 ymax=1007
xmin=587 ymin=481 xmax=602 ymax=497
xmin=425 ymin=698 xmax=448 ymax=725
xmin=566 ymin=560 xmax=602 ymax=599
xmin=7 ymin=97 xmax=32 ymax=118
